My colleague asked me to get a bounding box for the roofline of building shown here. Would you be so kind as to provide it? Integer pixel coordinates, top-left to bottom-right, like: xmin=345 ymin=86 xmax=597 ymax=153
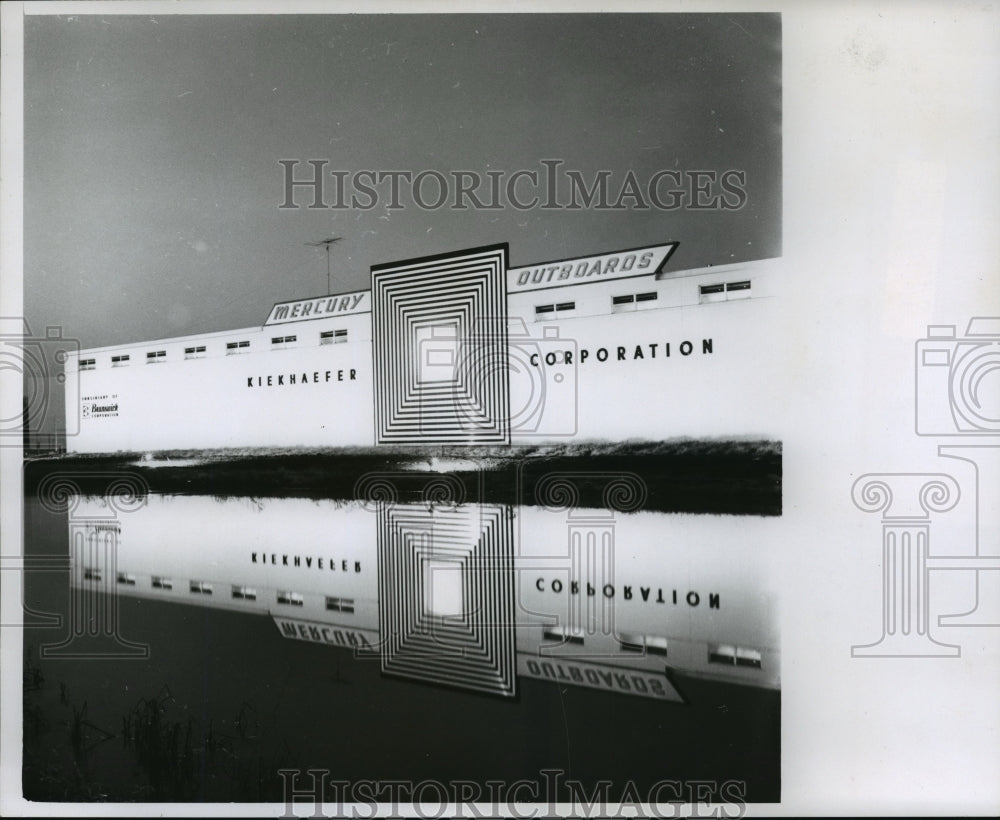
xmin=69 ymin=253 xmax=780 ymax=357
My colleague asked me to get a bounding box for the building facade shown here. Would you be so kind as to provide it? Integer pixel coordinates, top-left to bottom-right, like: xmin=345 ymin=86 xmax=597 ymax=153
xmin=68 ymin=494 xmax=780 ymax=699
xmin=64 ymin=242 xmax=780 ymax=453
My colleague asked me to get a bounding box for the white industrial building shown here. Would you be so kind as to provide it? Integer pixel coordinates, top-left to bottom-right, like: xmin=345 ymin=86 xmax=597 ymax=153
xmin=64 ymin=242 xmax=781 ymax=453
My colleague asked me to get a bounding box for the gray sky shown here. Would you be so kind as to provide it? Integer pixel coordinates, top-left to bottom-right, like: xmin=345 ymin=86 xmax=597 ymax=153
xmin=25 ymin=13 xmax=780 ymax=350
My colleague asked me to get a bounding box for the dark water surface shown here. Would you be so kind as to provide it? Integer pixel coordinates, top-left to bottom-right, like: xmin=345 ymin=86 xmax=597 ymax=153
xmin=23 ymin=440 xmax=782 ymax=515
xmin=21 ymin=482 xmax=780 ymax=804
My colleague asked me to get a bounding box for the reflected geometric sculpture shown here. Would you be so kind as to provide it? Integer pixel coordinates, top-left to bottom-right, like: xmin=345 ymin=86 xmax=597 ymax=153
xmin=377 ymin=504 xmax=516 ymax=696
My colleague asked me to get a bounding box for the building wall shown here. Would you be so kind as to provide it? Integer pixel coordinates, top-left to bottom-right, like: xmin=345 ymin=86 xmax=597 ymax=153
xmin=505 ymin=267 xmax=778 ymax=442
xmin=69 ymin=495 xmax=779 ymax=691
xmin=64 ymin=257 xmax=780 ymax=452
xmin=66 ymin=311 xmax=374 ymax=452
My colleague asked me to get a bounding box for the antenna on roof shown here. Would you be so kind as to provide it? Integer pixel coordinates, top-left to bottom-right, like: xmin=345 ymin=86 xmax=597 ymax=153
xmin=305 ymin=236 xmax=342 ymax=295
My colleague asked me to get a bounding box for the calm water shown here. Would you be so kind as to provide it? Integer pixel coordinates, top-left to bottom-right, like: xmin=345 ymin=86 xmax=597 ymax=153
xmin=22 ymin=492 xmax=780 ymax=804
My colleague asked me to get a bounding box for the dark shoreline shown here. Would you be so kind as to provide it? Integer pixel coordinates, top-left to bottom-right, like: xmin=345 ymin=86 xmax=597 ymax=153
xmin=24 ymin=439 xmax=782 ymax=516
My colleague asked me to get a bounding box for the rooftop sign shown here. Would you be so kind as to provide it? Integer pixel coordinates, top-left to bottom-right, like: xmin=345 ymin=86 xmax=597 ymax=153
xmin=507 ymin=242 xmax=678 ymax=293
xmin=264 ymin=291 xmax=370 ymax=326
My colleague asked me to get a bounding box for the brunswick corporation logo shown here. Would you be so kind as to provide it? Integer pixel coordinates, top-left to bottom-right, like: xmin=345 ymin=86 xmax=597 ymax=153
xmin=81 ymin=394 xmax=119 ymax=418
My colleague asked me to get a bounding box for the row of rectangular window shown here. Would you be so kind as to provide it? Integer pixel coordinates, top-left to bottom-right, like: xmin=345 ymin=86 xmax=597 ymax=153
xmin=98 ymin=571 xmax=358 ymax=613
xmin=539 ymin=626 xmax=761 ymax=670
xmin=612 ymin=291 xmax=658 ymax=306
xmin=231 ymin=585 xmax=257 ymax=601
xmin=534 ymin=290 xmax=665 ymax=317
xmin=79 ymin=330 xmax=349 ymax=369
xmin=617 ymin=632 xmax=669 ymax=656
xmin=533 ymin=282 xmax=752 ymax=317
xmin=542 ymin=624 xmax=586 ymax=645
xmin=535 ymin=301 xmax=576 ymax=315
xmin=79 ymin=281 xmax=752 ymax=371
xmin=537 ymin=292 xmax=660 ymax=315
xmin=94 ymin=572 xmax=760 ymax=667
xmin=543 ymin=626 xmax=670 ymax=655
xmin=320 ymin=329 xmax=349 ymax=344
xmin=84 ymin=576 xmax=759 ymax=664
xmin=700 ymin=280 xmax=751 ymax=295
xmin=708 ymin=643 xmax=763 ymax=668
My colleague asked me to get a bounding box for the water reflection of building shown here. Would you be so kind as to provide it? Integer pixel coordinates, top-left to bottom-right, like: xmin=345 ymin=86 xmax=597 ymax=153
xmin=67 ymin=494 xmax=779 ymax=701
xmin=64 ymin=242 xmax=780 ymax=452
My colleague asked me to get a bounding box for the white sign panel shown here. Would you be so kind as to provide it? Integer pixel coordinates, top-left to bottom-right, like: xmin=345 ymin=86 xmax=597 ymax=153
xmin=264 ymin=291 xmax=370 ymax=326
xmin=507 ymin=243 xmax=677 ymax=293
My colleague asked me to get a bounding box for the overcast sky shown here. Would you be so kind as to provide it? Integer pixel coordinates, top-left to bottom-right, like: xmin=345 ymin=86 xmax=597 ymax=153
xmin=25 ymin=13 xmax=780 ymax=350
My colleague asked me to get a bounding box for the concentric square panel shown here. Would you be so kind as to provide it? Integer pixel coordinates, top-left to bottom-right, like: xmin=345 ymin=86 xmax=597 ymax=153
xmin=371 ymin=244 xmax=510 ymax=444
xmin=377 ymin=504 xmax=517 ymax=697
